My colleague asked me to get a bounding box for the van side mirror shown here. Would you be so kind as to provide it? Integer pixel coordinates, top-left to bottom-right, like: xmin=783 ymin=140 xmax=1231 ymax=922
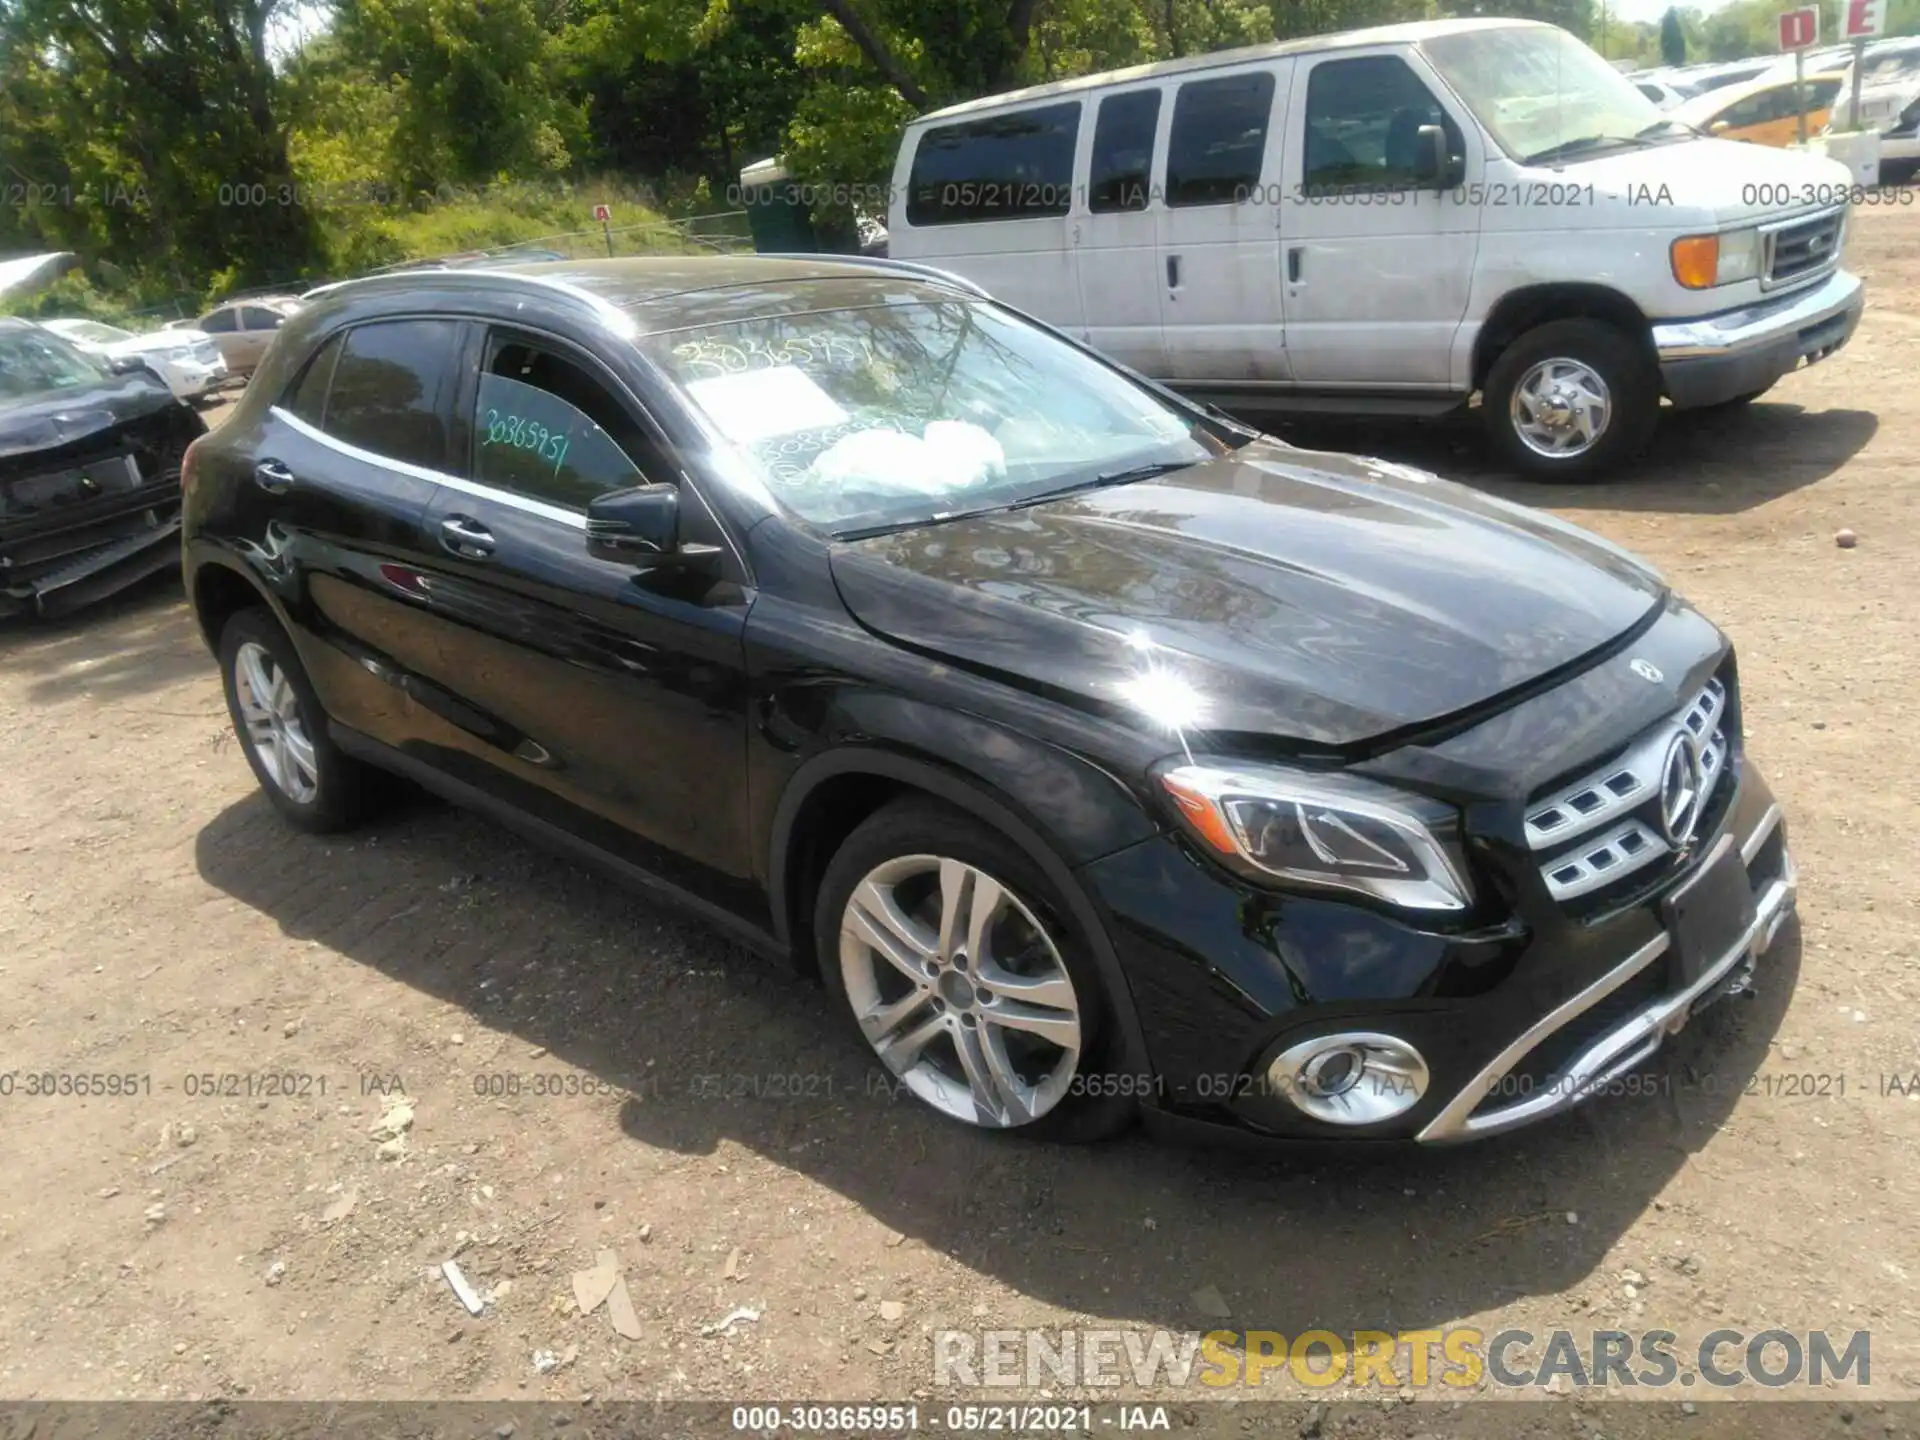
xmin=585 ymin=483 xmax=722 ymax=572
xmin=1414 ymin=124 xmax=1461 ymax=190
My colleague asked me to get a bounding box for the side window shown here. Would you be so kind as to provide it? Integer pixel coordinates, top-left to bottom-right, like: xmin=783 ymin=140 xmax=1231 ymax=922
xmin=1810 ymin=77 xmax=1843 ymax=109
xmin=905 ymin=102 xmax=1080 ymax=226
xmin=200 ymin=308 xmax=236 ymax=334
xmin=1301 ymin=55 xmax=1464 ymax=192
xmin=323 ymin=319 xmax=461 ymax=471
xmin=1166 ymin=71 xmax=1275 ymax=207
xmin=1718 ymin=92 xmax=1770 ymax=128
xmin=1636 ymin=81 xmax=1663 ymax=103
xmin=472 ymin=338 xmax=653 ymax=510
xmin=1089 ymin=89 xmax=1162 ymax=214
xmin=240 ymin=306 xmax=285 ymax=331
xmin=282 ymin=334 xmax=342 ymax=427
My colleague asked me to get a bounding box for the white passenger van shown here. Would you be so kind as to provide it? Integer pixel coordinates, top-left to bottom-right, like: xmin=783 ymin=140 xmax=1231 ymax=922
xmin=888 ymin=18 xmax=1865 ymax=479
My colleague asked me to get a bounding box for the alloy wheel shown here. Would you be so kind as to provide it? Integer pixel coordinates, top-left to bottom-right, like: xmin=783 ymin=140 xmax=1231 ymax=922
xmin=233 ymin=640 xmax=319 ymax=804
xmin=1510 ymin=356 xmax=1613 ymax=458
xmin=838 ymin=854 xmax=1083 ymax=1128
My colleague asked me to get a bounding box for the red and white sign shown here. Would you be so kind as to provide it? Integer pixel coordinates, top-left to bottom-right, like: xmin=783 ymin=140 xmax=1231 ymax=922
xmin=1777 ymin=6 xmax=1819 ymax=49
xmin=1842 ymin=0 xmax=1887 ymax=38
xmin=592 ymin=203 xmax=612 ymax=222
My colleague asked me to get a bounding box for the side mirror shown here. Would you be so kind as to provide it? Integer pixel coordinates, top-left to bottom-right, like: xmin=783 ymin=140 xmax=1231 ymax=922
xmin=585 ymin=483 xmax=722 ymax=572
xmin=107 ymin=355 xmax=149 ymax=376
xmin=1415 ymin=124 xmax=1462 ymax=190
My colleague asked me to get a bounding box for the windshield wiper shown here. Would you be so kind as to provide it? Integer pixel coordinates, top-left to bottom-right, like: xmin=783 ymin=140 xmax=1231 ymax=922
xmin=834 ymin=459 xmax=1201 ymax=540
xmin=1521 ymin=133 xmax=1656 ymax=165
xmin=1005 ymin=458 xmax=1200 ymax=510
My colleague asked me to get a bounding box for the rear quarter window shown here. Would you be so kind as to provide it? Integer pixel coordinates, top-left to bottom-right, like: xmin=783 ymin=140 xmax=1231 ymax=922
xmin=906 ymin=102 xmax=1081 ymax=225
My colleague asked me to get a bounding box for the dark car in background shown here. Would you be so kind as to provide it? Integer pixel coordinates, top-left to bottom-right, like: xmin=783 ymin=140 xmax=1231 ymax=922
xmin=0 ymin=317 xmax=205 ymax=619
xmin=180 ymin=257 xmax=1796 ymax=1148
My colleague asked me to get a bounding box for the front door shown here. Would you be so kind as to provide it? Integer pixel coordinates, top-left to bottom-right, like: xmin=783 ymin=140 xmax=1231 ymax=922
xmin=407 ymin=326 xmax=759 ymax=913
xmin=1278 ymin=50 xmax=1483 ymax=387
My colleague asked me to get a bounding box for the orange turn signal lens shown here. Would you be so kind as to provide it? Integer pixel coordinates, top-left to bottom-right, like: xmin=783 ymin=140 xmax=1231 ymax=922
xmin=1159 ymin=775 xmax=1242 ymax=859
xmin=1670 ymin=234 xmax=1720 ymax=290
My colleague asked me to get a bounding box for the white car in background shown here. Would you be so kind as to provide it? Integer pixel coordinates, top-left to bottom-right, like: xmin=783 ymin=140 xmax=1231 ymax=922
xmin=1830 ymin=38 xmax=1920 ymax=182
xmin=1633 ymin=76 xmax=1700 ymax=110
xmin=40 ymin=317 xmax=228 ymax=404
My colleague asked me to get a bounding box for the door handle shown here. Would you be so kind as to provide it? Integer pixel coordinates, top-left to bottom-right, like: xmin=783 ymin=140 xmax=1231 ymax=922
xmin=439 ymin=515 xmax=496 ymax=559
xmin=1287 ymin=247 xmax=1303 ymax=284
xmin=1166 ymin=254 xmax=1181 ymax=290
xmin=254 ymin=459 xmax=295 ymax=495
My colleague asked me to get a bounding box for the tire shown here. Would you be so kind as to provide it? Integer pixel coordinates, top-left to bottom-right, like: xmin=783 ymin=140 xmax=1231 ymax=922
xmin=218 ymin=608 xmax=391 ymax=833
xmin=813 ymin=798 xmax=1135 ymax=1143
xmin=1483 ymin=319 xmax=1659 ymax=482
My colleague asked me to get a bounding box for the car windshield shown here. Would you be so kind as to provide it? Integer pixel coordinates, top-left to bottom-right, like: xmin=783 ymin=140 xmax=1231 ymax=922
xmin=0 ymin=328 xmax=110 ymax=401
xmin=1423 ymin=25 xmax=1668 ymax=164
xmin=643 ymin=297 xmax=1231 ymax=536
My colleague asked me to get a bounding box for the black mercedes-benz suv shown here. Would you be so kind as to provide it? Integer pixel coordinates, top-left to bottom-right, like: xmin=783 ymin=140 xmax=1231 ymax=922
xmin=180 ymin=256 xmax=1796 ymax=1146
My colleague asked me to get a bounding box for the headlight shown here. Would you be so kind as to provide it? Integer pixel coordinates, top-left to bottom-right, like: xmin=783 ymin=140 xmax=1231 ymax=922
xmin=1157 ymin=761 xmax=1473 ymax=912
xmin=1671 ymin=227 xmax=1761 ymax=289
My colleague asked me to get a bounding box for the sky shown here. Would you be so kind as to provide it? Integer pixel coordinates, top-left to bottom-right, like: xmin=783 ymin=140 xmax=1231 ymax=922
xmin=1605 ymin=0 xmax=1733 ymax=20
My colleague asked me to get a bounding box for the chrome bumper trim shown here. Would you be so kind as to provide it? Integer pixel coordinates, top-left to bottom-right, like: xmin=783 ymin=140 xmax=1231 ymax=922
xmin=1418 ymin=807 xmax=1794 ymax=1144
xmin=1651 ymin=268 xmax=1863 ymax=362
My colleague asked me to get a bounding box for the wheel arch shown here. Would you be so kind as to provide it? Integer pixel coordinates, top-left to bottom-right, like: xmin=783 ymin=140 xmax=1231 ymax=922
xmin=1472 ymin=283 xmax=1655 ymax=392
xmin=187 ymin=548 xmax=290 ymax=657
xmin=767 ymin=747 xmax=1154 ymax=1081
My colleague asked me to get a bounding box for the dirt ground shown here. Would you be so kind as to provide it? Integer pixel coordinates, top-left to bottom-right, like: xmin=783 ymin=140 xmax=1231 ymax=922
xmin=2 ymin=207 xmax=1918 ymax=1426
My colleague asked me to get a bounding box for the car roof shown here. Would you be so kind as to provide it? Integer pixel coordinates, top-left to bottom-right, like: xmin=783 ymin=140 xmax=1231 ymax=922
xmin=299 ymin=256 xmax=983 ymax=336
xmin=1677 ymin=69 xmax=1845 ymax=116
xmin=909 ymin=17 xmax=1542 ymax=124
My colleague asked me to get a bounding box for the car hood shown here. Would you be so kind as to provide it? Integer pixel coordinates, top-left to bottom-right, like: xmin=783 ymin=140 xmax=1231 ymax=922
xmin=829 ymin=443 xmax=1667 ymax=749
xmin=1564 ymin=138 xmax=1852 ymax=225
xmin=0 ymin=376 xmax=179 ymax=463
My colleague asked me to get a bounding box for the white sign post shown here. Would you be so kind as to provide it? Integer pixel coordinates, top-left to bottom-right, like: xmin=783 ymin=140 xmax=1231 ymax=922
xmin=1777 ymin=7 xmax=1820 ymax=144
xmin=1841 ymin=0 xmax=1888 ymax=129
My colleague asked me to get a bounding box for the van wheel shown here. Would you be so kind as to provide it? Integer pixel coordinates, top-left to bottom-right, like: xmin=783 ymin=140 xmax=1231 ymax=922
xmin=1484 ymin=320 xmax=1658 ymax=481
xmin=814 ymin=799 xmax=1135 ymax=1143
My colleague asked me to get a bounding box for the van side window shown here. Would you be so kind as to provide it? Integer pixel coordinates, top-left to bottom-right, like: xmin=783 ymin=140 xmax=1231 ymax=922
xmin=906 ymin=103 xmax=1080 ymax=225
xmin=1302 ymin=56 xmax=1464 ymax=192
xmin=1089 ymin=90 xmax=1162 ymax=213
xmin=1165 ymin=71 xmax=1275 ymax=207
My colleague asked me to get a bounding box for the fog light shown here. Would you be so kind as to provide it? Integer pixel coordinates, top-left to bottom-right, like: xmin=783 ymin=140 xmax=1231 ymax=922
xmin=1268 ymin=1032 xmax=1429 ymax=1126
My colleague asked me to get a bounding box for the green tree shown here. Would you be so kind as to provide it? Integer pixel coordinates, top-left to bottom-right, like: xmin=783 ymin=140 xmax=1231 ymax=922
xmin=1659 ymin=5 xmax=1686 ymax=64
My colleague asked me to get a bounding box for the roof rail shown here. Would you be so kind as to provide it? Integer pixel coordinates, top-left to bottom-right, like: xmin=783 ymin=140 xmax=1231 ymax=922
xmin=755 ymin=253 xmax=993 ymax=300
xmin=296 ymin=265 xmax=640 ymax=335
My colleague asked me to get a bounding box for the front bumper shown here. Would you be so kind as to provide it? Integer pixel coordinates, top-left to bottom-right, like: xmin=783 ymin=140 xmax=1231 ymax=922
xmin=1652 ymin=267 xmax=1863 ymax=408
xmin=157 ymin=358 xmax=227 ymax=402
xmin=0 ymin=496 xmax=183 ymax=619
xmin=1416 ymin=802 xmax=1794 ymax=1141
xmin=1082 ymin=744 xmax=1794 ymax=1147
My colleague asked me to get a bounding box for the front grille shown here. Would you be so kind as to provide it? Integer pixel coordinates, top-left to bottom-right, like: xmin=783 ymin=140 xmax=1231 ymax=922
xmin=1762 ymin=207 xmax=1844 ymax=290
xmin=1525 ymin=677 xmax=1734 ymax=909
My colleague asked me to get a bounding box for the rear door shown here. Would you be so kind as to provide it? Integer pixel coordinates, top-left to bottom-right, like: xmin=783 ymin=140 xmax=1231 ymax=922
xmin=1073 ymin=85 xmax=1170 ymax=372
xmin=1153 ymin=63 xmax=1293 ymax=383
xmin=237 ymin=305 xmax=290 ymax=372
xmin=252 ymin=317 xmax=464 ymax=749
xmin=406 ymin=326 xmax=759 ymax=911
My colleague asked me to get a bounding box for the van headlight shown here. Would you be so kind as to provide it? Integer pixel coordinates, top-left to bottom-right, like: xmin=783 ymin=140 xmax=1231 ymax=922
xmin=1157 ymin=761 xmax=1473 ymax=912
xmin=1671 ymin=227 xmax=1762 ymax=289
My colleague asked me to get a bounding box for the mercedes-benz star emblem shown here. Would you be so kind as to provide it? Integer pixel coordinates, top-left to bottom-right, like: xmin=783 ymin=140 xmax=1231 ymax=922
xmin=1659 ymin=732 xmax=1706 ymax=848
xmin=1630 ymin=658 xmax=1663 ymax=683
